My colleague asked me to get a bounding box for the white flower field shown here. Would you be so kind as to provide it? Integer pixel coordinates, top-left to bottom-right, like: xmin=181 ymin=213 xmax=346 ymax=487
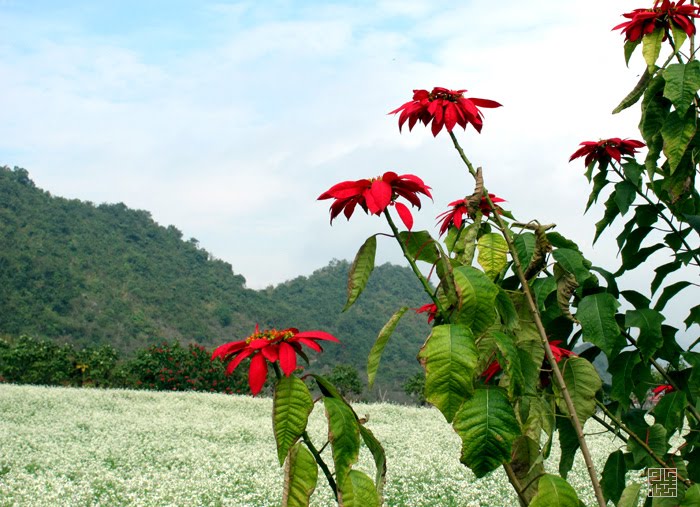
xmin=0 ymin=384 xmax=644 ymax=506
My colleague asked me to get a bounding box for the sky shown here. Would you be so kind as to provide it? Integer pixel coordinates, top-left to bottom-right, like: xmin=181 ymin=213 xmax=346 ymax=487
xmin=0 ymin=0 xmax=697 ymax=342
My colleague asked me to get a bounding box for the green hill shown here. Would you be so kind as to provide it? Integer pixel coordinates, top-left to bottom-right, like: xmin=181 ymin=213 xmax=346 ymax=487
xmin=0 ymin=166 xmax=430 ymax=394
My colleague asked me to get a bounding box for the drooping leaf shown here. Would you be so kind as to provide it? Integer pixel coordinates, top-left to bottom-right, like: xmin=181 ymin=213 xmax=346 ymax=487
xmin=590 ymin=265 xmax=619 ymax=297
xmin=274 ymin=376 xmax=315 ymax=465
xmin=531 ymin=276 xmax=557 ymax=311
xmin=617 ymin=483 xmax=642 ymax=507
xmin=621 ymin=289 xmax=651 ymax=310
xmin=553 ymin=357 xmax=602 ymax=424
xmin=397 ymin=230 xmax=440 ymax=264
xmin=624 ymin=39 xmax=641 ymax=66
xmin=652 ymin=391 xmax=687 ymax=435
xmin=642 ymin=29 xmax=664 ymax=71
xmin=477 ymin=233 xmax=508 ymax=280
xmin=623 ymin=159 xmax=645 ymax=187
xmin=602 ymin=450 xmax=627 ymax=505
xmin=323 ymin=396 xmax=360 ymax=484
xmin=654 ymin=281 xmax=692 ymax=311
xmin=685 ymin=304 xmax=700 ymax=329
xmin=661 ymin=107 xmax=697 ymax=173
xmin=359 ymin=426 xmax=386 ymax=501
xmin=684 ymin=214 xmax=700 ymax=235
xmin=613 ymin=65 xmax=652 ymax=114
xmin=552 ymin=248 xmax=592 ymax=285
xmin=615 ymin=180 xmax=638 ymax=216
xmin=510 ymin=436 xmax=545 ymax=504
xmin=343 ymin=235 xmax=376 ymax=311
xmin=418 ymin=324 xmax=478 ymax=422
xmin=663 ymin=61 xmax=700 ymax=116
xmin=367 ymin=306 xmax=408 ymax=389
xmin=625 ymin=308 xmax=665 ymax=359
xmin=577 ymin=293 xmax=624 ymax=358
xmin=495 ymin=287 xmax=519 ymax=331
xmin=513 ymin=232 xmax=536 ymax=267
xmin=283 ymin=443 xmax=318 ymax=507
xmin=452 ymin=387 xmax=520 ymax=478
xmin=628 ymin=423 xmax=667 ymax=468
xmin=516 ymin=337 xmax=545 ymax=396
xmin=609 ymin=351 xmax=642 ymax=404
xmin=557 ymin=417 xmax=579 ymax=479
xmin=554 ymin=263 xmax=579 ymax=324
xmin=490 ymin=330 xmax=524 ymax=398
xmin=530 ymin=474 xmax=581 ymax=507
xmin=338 ymin=470 xmax=380 ymax=507
xmin=452 ymin=266 xmax=499 ymax=335
xmin=436 ymin=249 xmax=458 ymax=307
xmin=586 ymin=169 xmax=610 ymax=212
xmin=671 ymin=24 xmax=689 ymax=54
xmin=640 ymin=74 xmax=670 ymax=142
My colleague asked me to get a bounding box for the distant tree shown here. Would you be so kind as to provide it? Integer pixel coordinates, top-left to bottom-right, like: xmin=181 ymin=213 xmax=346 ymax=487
xmin=326 ymin=364 xmax=363 ymax=398
xmin=403 ymin=372 xmax=426 ymax=405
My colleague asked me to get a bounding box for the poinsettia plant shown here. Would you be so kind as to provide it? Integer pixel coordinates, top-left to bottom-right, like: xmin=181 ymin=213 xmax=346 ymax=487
xmin=214 ymin=2 xmax=700 ymax=505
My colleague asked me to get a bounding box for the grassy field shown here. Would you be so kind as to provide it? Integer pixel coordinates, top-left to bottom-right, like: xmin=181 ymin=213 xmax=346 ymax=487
xmin=1 ymin=384 xmax=638 ymax=506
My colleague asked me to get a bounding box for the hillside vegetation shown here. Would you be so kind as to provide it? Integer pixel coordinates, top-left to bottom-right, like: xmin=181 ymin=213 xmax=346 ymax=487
xmin=0 ymin=166 xmax=430 ymax=393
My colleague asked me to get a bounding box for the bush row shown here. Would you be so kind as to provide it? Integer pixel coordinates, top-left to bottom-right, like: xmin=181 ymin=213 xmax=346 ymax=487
xmin=0 ymin=335 xmax=247 ymax=394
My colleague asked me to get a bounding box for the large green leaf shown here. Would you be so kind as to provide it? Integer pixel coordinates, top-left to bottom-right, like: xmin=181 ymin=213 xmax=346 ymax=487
xmin=359 ymin=426 xmax=386 ymax=501
xmin=397 ymin=230 xmax=440 ymax=264
xmin=661 ymin=107 xmax=697 ymax=173
xmin=477 ymin=233 xmax=508 ymax=280
xmin=625 ymin=308 xmax=665 ymax=359
xmin=452 ymin=387 xmax=520 ymax=478
xmin=418 ymin=324 xmax=478 ymax=422
xmin=628 ymin=423 xmax=667 ymax=467
xmin=552 ymin=248 xmax=592 ymax=285
xmin=495 ymin=287 xmax=519 ymax=331
xmin=490 ymin=330 xmax=524 ymax=398
xmin=283 ymin=443 xmax=318 ymax=507
xmin=510 ymin=436 xmax=544 ymax=504
xmin=642 ymin=29 xmax=664 ymax=71
xmin=553 ymin=357 xmax=602 ymax=424
xmin=617 ymin=483 xmax=642 ymax=507
xmin=652 ymin=391 xmax=687 ymax=435
xmin=615 ymin=180 xmax=638 ymax=216
xmin=681 ymin=485 xmax=700 ymax=507
xmin=610 ymin=352 xmax=646 ymax=404
xmin=343 ymin=235 xmax=376 ymax=311
xmin=451 ymin=266 xmax=499 ymax=335
xmin=577 ymin=293 xmax=624 ymax=358
xmin=557 ymin=417 xmax=579 ymax=479
xmin=323 ymin=396 xmax=360 ymax=483
xmin=367 ymin=306 xmax=408 ymax=388
xmin=651 ymin=261 xmax=683 ymax=295
xmin=513 ymin=232 xmax=536 ymax=267
xmin=601 ymin=450 xmax=627 ymax=505
xmin=654 ymin=281 xmax=692 ymax=311
xmin=663 ymin=61 xmax=700 ymax=115
xmin=594 ymin=190 xmax=621 ymax=242
xmin=529 ymin=474 xmax=581 ymax=507
xmin=274 ymin=376 xmax=315 ymax=465
xmin=338 ymin=470 xmax=380 ymax=507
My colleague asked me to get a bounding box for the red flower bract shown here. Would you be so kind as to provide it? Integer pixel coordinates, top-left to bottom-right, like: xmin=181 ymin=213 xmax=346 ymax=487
xmin=435 ymin=193 xmax=505 ymax=236
xmin=388 ymin=87 xmax=502 ymax=137
xmin=569 ymin=138 xmax=645 ymax=167
xmin=212 ymin=325 xmax=339 ymax=395
xmin=651 ymin=384 xmax=674 ymax=395
xmin=318 ymin=171 xmax=432 ymax=230
xmin=613 ymin=0 xmax=700 ymax=42
xmin=481 ymin=341 xmax=575 ymax=384
xmin=415 ymin=303 xmax=438 ymax=324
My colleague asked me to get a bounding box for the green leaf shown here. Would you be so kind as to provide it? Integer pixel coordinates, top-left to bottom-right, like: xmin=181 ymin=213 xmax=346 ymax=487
xmin=654 ymin=281 xmax=692 ymax=311
xmin=628 ymin=423 xmax=667 ymax=467
xmin=323 ymin=396 xmax=360 ymax=483
xmin=652 ymin=391 xmax=687 ymax=435
xmin=661 ymin=107 xmax=697 ymax=173
xmin=531 ymin=277 xmax=557 ymax=311
xmin=514 ymin=232 xmax=536 ymax=267
xmin=640 ymin=74 xmax=670 ymax=141
xmin=614 ymin=66 xmax=651 ymax=114
xmin=510 ymin=436 xmax=545 ymax=505
xmin=495 ymin=287 xmax=519 ymax=331
xmin=367 ymin=306 xmax=408 ymax=389
xmin=343 ymin=235 xmax=376 ymax=311
xmin=338 ymin=470 xmax=380 ymax=507
xmin=546 ymin=232 xmax=581 ymax=251
xmin=452 ymin=387 xmax=520 ymax=478
xmin=553 ymin=357 xmax=602 ymax=424
xmin=418 ymin=324 xmax=478 ymax=422
xmin=577 ymin=293 xmax=624 ymax=358
xmin=609 ymin=352 xmax=643 ymax=404
xmin=552 ymin=248 xmax=592 ymax=285
xmin=274 ymin=376 xmax=315 ymax=465
xmin=681 ymin=485 xmax=700 ymax=507
xmin=452 ymin=266 xmax=499 ymax=335
xmin=557 ymin=417 xmax=579 ymax=479
xmin=642 ymin=29 xmax=664 ymax=71
xmin=685 ymin=304 xmax=700 ymax=328
xmin=671 ymin=24 xmax=688 ymax=54
xmin=651 ymin=261 xmax=683 ymax=295
xmin=602 ymin=450 xmax=627 ymax=505
xmin=359 ymin=426 xmax=386 ymax=501
xmin=477 ymin=233 xmax=508 ymax=280
xmin=625 ymin=39 xmax=641 ymax=67
xmin=436 ymin=249 xmax=458 ymax=307
xmin=530 ymin=474 xmax=581 ymax=507
xmin=625 ymin=308 xmax=665 ymax=359
xmin=615 ymin=180 xmax=638 ymax=216
xmin=586 ymin=169 xmax=610 ymax=212
xmin=283 ymin=443 xmax=318 ymax=507
xmin=684 ymin=214 xmax=700 ymax=235
xmin=663 ymin=61 xmax=700 ymax=115
xmin=617 ymin=483 xmax=642 ymax=507
xmin=621 ymin=289 xmax=651 ymax=310
xmin=623 ymin=159 xmax=645 ymax=187
xmin=397 ymin=230 xmax=440 ymax=264
xmin=491 ymin=330 xmax=524 ymax=398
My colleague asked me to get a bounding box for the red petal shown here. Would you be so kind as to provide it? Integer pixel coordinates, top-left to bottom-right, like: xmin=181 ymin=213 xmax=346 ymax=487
xmin=295 ymin=330 xmax=340 ymax=342
xmin=225 ymin=348 xmax=253 ymax=375
xmin=394 ymin=201 xmax=414 ymax=230
xmin=294 ymin=337 xmax=323 ymax=352
xmin=212 ymin=340 xmax=247 ymax=359
xmin=261 ymin=344 xmax=279 ymax=362
xmin=365 ymin=179 xmax=392 ymax=214
xmin=248 ymin=338 xmax=270 ymax=349
xmin=248 ymin=353 xmax=268 ymax=395
xmin=278 ymin=342 xmax=297 ymax=375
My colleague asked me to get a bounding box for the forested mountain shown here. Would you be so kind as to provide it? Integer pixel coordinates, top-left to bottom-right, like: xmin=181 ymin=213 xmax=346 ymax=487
xmin=0 ymin=166 xmax=430 ymax=392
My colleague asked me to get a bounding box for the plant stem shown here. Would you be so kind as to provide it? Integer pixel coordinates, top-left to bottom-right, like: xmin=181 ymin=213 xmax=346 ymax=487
xmin=449 ymin=136 xmax=608 ymax=507
xmin=503 ymin=463 xmax=529 ymax=507
xmin=383 ymin=210 xmax=446 ymax=316
xmin=591 ymin=413 xmax=628 ymax=443
xmin=302 ymin=431 xmax=338 ymax=499
xmin=596 ymin=400 xmax=693 ymax=487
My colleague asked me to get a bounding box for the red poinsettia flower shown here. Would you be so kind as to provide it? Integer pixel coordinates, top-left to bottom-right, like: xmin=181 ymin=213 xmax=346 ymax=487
xmin=318 ymin=171 xmax=432 ymax=230
xmin=613 ymin=0 xmax=700 ymax=42
xmin=481 ymin=341 xmax=575 ymax=384
xmin=651 ymin=384 xmax=674 ymax=395
xmin=212 ymin=325 xmax=340 ymax=395
xmin=415 ymin=303 xmax=438 ymax=323
xmin=436 ymin=194 xmax=506 ymax=236
xmin=569 ymin=138 xmax=645 ymax=166
xmin=388 ymin=87 xmax=502 ymax=137
xmin=481 ymin=360 xmax=502 ymax=383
